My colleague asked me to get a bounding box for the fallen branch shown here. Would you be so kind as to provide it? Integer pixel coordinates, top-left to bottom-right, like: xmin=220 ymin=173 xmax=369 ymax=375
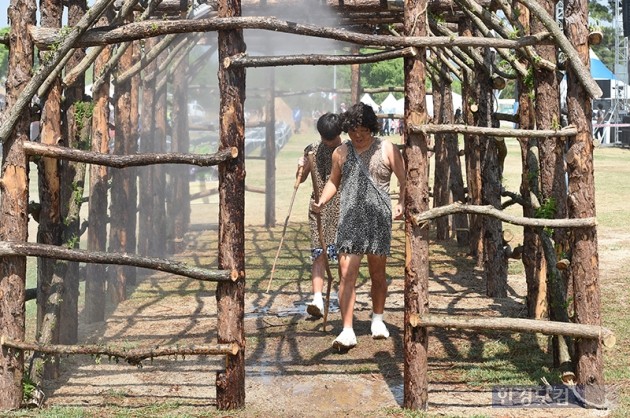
xmin=0 ymin=241 xmax=237 ymax=282
xmin=410 ymin=123 xmax=577 ymax=138
xmin=410 ymin=202 xmax=597 ymax=228
xmin=24 ymin=142 xmax=238 ymax=168
xmin=409 ymin=313 xmax=616 ymax=348
xmin=1 ymin=335 xmax=239 ymax=366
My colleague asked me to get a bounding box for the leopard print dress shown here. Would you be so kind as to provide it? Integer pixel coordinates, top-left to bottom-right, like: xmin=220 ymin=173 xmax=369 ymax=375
xmin=307 ymin=141 xmax=341 ymax=258
xmin=336 ymin=138 xmax=393 ymax=256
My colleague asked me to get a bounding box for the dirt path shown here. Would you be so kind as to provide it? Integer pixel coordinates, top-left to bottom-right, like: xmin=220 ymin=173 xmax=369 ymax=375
xmin=40 ymin=224 xmax=625 ymax=417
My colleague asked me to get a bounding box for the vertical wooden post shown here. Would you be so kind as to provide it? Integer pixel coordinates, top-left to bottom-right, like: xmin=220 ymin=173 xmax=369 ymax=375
xmin=168 ymin=42 xmax=191 ymax=253
xmin=109 ymin=31 xmax=134 ymax=303
xmin=431 ymin=61 xmax=451 ymax=241
xmin=564 ymin=0 xmax=605 ymax=403
xmin=59 ymin=0 xmax=87 ymax=345
xmin=126 ymin=40 xmax=140 ymax=284
xmin=35 ymin=0 xmax=63 ymax=380
xmin=478 ymin=49 xmax=507 ymax=298
xmin=0 ymin=0 xmax=35 ymax=408
xmin=86 ymin=8 xmax=114 ymax=322
xmin=265 ymin=66 xmax=276 ymax=228
xmin=460 ymin=19 xmax=483 ymax=266
xmin=532 ymin=0 xmax=572 ymax=368
xmin=138 ymin=36 xmax=159 ymax=258
xmin=403 ymin=0 xmax=430 ymax=410
xmin=152 ymin=45 xmax=168 ymax=257
xmin=216 ymin=0 xmax=246 ymax=409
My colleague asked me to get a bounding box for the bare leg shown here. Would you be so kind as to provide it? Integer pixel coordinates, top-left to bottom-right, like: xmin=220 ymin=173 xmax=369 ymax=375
xmin=367 ymin=254 xmax=388 ymax=314
xmin=311 ymin=253 xmax=325 ymax=295
xmin=338 ymin=253 xmax=361 ymax=328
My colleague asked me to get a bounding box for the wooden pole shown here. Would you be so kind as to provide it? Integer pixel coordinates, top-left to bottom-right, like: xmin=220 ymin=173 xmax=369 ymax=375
xmin=408 ymin=313 xmax=615 ymax=348
xmin=266 ymin=165 xmax=304 ymax=293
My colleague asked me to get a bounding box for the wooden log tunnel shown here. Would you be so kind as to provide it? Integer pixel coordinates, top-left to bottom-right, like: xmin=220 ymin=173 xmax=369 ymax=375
xmin=0 ymin=0 xmax=607 ymax=412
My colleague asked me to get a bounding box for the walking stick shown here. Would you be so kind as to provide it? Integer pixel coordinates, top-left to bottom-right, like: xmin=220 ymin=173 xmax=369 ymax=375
xmin=307 ymin=151 xmax=335 ymax=332
xmin=265 ymin=163 xmax=304 ymax=293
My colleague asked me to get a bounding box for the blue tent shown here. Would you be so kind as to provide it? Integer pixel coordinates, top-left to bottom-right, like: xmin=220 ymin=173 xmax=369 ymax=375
xmin=590 ymin=49 xmax=615 ymax=80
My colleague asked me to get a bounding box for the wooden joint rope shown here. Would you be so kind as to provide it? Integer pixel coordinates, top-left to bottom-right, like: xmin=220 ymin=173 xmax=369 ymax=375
xmin=0 ymin=335 xmax=239 ymax=366
xmin=408 ymin=313 xmax=616 ymax=348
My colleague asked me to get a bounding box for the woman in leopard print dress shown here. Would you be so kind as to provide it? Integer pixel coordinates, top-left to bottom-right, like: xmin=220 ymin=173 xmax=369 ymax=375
xmin=297 ymin=113 xmax=343 ymax=318
xmin=313 ymin=103 xmax=406 ymax=350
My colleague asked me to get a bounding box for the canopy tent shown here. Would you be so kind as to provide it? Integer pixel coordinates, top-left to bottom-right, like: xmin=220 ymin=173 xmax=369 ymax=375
xmin=380 ymin=92 xmax=399 ymax=113
xmin=590 ymin=49 xmax=615 ymax=80
xmin=360 ymin=93 xmax=380 ymax=112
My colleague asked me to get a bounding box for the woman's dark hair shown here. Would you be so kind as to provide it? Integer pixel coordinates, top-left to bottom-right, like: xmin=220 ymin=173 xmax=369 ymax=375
xmin=340 ymin=102 xmax=381 ymax=135
xmin=317 ymin=112 xmax=342 ymax=140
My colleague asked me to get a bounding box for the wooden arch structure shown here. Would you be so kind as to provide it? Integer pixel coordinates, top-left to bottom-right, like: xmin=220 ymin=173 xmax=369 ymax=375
xmin=0 ymin=0 xmax=611 ymax=412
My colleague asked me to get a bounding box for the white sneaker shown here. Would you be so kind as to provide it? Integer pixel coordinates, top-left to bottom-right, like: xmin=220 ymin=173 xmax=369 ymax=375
xmin=371 ymin=319 xmax=390 ymax=339
xmin=332 ymin=328 xmax=357 ymax=351
xmin=306 ymin=299 xmax=324 ymax=318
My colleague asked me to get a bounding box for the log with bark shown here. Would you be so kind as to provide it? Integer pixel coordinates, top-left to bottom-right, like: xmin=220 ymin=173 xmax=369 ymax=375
xmin=410 ymin=123 xmax=577 ymax=138
xmin=408 ymin=313 xmax=615 ymax=347
xmin=23 ymin=142 xmax=238 ymax=168
xmin=411 ymin=202 xmax=597 ymax=228
xmin=0 ymin=241 xmax=237 ymax=282
xmin=1 ymin=335 xmax=239 ymax=366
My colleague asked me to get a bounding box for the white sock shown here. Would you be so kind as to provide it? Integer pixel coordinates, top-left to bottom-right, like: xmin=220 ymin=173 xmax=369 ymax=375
xmin=372 ymin=313 xmax=384 ymax=322
xmin=313 ymin=292 xmax=323 ymax=302
xmin=342 ymin=327 xmax=354 ymax=334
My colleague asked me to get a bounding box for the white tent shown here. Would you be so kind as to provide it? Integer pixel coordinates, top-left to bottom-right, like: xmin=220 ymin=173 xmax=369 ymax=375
xmin=380 ymin=93 xmax=399 ymax=113
xmin=398 ymin=93 xmax=463 ymax=118
xmin=360 ymin=93 xmax=380 ymax=112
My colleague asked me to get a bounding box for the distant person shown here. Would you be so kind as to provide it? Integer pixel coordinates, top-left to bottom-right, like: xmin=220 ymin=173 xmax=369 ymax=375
xmin=297 ymin=113 xmax=344 ymax=318
xmin=594 ymin=103 xmax=605 ymax=141
xmin=313 ymin=103 xmax=406 ymax=351
xmin=293 ymin=107 xmax=303 ymax=134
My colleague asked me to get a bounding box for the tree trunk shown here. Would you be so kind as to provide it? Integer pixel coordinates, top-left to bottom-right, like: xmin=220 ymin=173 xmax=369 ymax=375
xmin=0 ymin=0 xmax=35 ymax=408
xmin=138 ymin=36 xmax=158 ymax=259
xmin=216 ymin=0 xmax=246 ymax=409
xmin=515 ymin=0 xmax=546 ymax=319
xmin=85 ymin=8 xmax=114 ymax=323
xmin=126 ymin=40 xmax=140 ymax=284
xmin=531 ymin=0 xmax=571 ymax=367
xmin=109 ymin=30 xmax=134 ymax=303
xmin=565 ymin=0 xmax=605 ymax=403
xmin=478 ymin=49 xmax=507 ymax=298
xmin=403 ymin=0 xmax=430 ymax=410
xmin=152 ymin=46 xmax=168 ymax=258
xmin=460 ymin=19 xmax=483 ymax=266
xmin=59 ymin=0 xmax=87 ymax=345
xmin=167 ymin=46 xmax=191 ymax=254
xmin=34 ymin=0 xmax=64 ymax=381
xmin=431 ymin=63 xmax=452 ymax=241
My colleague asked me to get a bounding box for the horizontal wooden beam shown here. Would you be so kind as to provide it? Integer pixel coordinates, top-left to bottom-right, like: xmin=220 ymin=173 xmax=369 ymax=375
xmin=29 ymin=16 xmax=552 ymax=50
xmin=23 ymin=142 xmax=237 ymax=168
xmin=409 ymin=313 xmax=616 ymax=348
xmin=224 ymin=47 xmax=417 ymax=68
xmin=410 ymin=123 xmax=577 ymax=138
xmin=0 ymin=241 xmax=237 ymax=282
xmin=410 ymin=202 xmax=597 ymax=228
xmin=1 ymin=335 xmax=239 ymax=366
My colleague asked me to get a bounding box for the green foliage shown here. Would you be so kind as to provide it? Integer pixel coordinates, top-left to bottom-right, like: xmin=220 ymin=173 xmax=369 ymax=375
xmin=0 ymin=28 xmax=8 ymax=81
xmin=360 ymin=51 xmax=404 ymax=102
xmin=588 ymin=1 xmax=616 ymax=71
xmin=22 ymin=375 xmax=36 ymax=404
xmin=535 ymin=197 xmax=557 ymax=219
